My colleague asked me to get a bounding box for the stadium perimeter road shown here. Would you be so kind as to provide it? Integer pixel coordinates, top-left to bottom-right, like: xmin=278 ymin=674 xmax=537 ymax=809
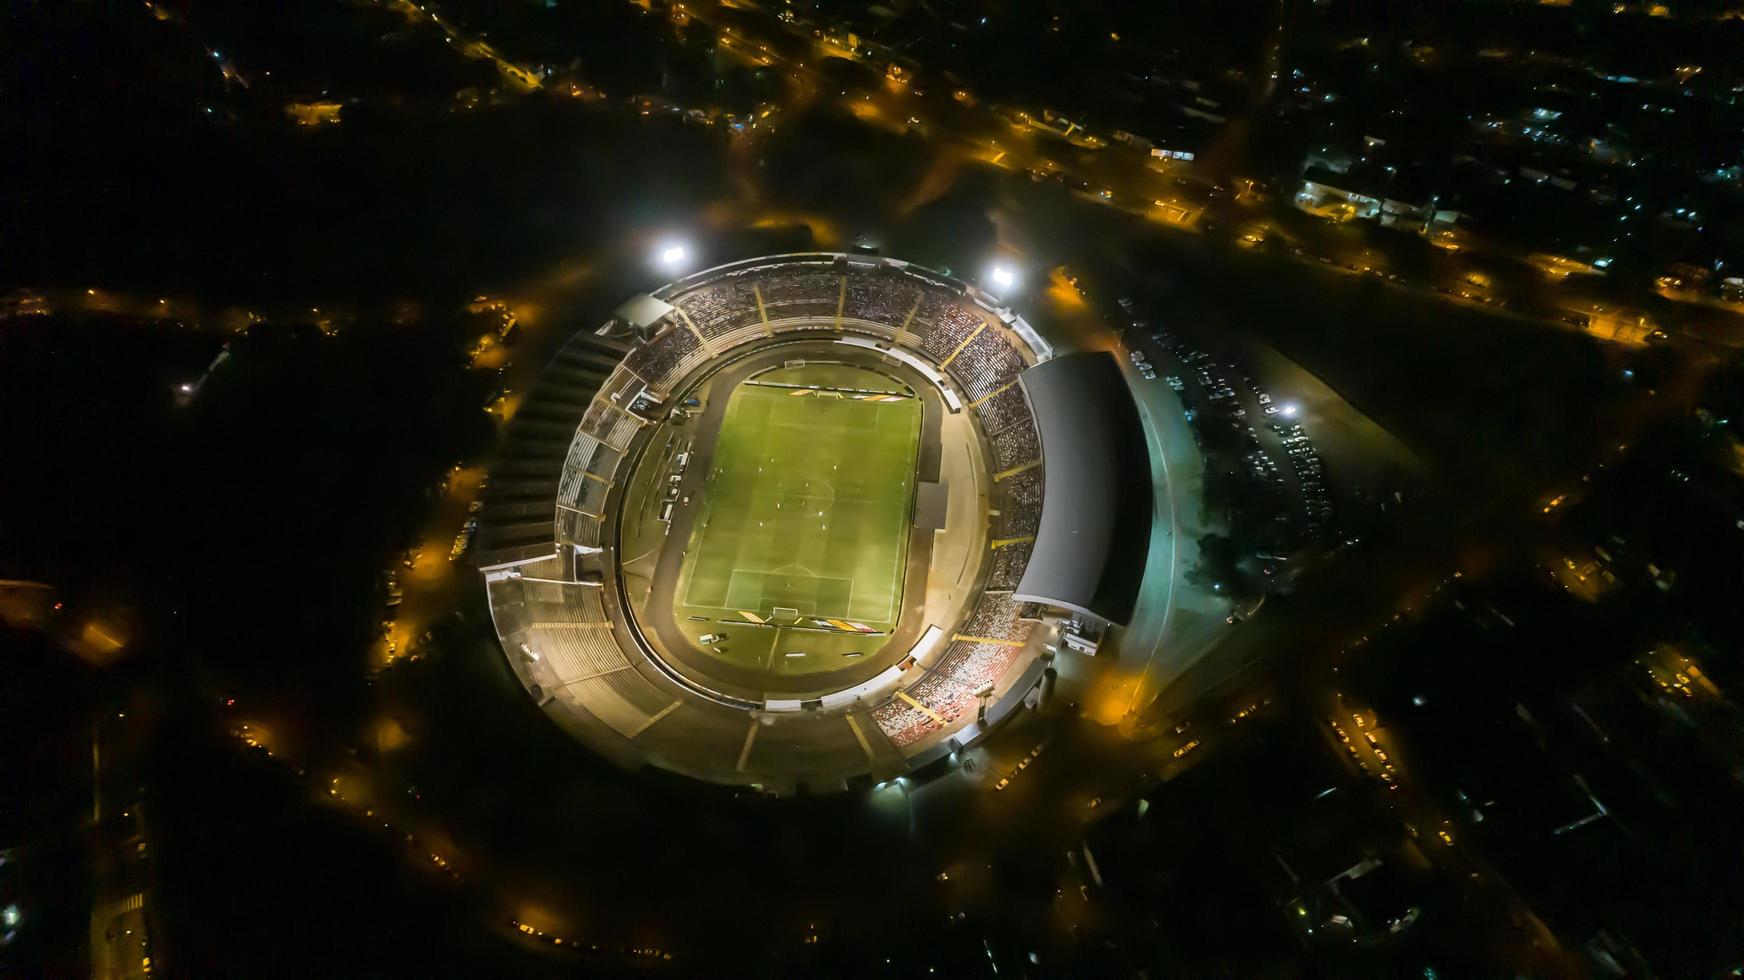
xmin=633 ymin=338 xmax=948 ymax=701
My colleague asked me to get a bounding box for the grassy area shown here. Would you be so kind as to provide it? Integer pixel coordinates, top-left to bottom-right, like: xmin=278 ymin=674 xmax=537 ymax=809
xmin=673 ymin=364 xmax=920 ymax=676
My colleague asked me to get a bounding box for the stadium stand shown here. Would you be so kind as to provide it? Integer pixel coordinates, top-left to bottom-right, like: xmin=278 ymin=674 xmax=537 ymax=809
xmin=560 ymin=510 xmax=601 ymax=547
xmin=843 ymin=272 xmax=922 ymax=325
xmin=905 ymin=288 xmax=947 ymax=332
xmin=870 ymin=697 xmax=941 ymax=747
xmin=989 ymin=424 xmax=1041 ymax=473
xmin=987 ymin=543 xmax=1033 ymax=591
xmin=950 ymin=328 xmax=1029 ymax=403
xmin=935 ymin=641 xmax=1023 ymax=697
xmin=996 ymin=471 xmax=1043 ymax=539
xmin=961 ymin=592 xmax=1032 ymax=643
xmin=871 ymin=591 xmax=1036 ymax=746
xmin=906 ymin=667 xmax=975 ymax=721
xmin=473 ymin=332 xmax=631 ymax=568
xmin=622 ymin=322 xmax=699 ymax=388
xmin=556 ymin=432 xmax=604 ymax=508
xmin=527 ymin=624 xmax=627 ymax=680
xmin=920 ymin=303 xmax=984 ymax=363
xmin=758 ymin=270 xmax=841 ymax=320
xmin=671 ymin=278 xmax=761 ymax=339
xmin=579 ymin=398 xmax=641 ymax=451
xmin=973 ymin=383 xmax=1032 ymax=437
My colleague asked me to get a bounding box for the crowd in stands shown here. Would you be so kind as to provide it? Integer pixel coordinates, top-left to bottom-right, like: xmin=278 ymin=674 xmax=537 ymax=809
xmin=904 ymin=291 xmax=947 ymax=343
xmin=672 ymin=270 xmax=933 ymax=342
xmin=871 ymin=591 xmax=1038 ymax=747
xmin=842 ymin=273 xmax=922 ymax=325
xmin=672 ymin=278 xmax=761 ymax=338
xmin=869 ymin=697 xmax=940 ymax=747
xmin=935 ymin=641 xmax=1023 ymax=698
xmin=905 ymin=666 xmax=975 ymax=722
xmin=622 ymin=322 xmax=699 ymax=386
xmin=975 ymin=384 xmax=1033 ymax=439
xmin=920 ymin=304 xmax=983 ymax=363
xmin=987 ymin=544 xmax=1032 ymax=591
xmin=998 ymin=469 xmax=1044 ymax=538
xmin=950 ymin=328 xmax=1028 ymax=403
xmin=758 ymin=270 xmax=840 ymax=319
xmin=989 ymin=424 xmax=1040 ymax=473
xmin=961 ymin=592 xmax=1031 ymax=642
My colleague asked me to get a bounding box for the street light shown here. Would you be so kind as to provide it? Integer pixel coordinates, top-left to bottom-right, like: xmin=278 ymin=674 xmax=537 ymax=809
xmin=985 ymin=262 xmax=1018 ymax=294
xmin=1280 ymin=401 xmax=1301 ymax=419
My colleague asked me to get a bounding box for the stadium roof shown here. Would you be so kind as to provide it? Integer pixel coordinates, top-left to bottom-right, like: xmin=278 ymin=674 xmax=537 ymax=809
xmin=1013 ymin=352 xmax=1151 ymax=624
xmin=612 ymin=293 xmax=674 ymax=332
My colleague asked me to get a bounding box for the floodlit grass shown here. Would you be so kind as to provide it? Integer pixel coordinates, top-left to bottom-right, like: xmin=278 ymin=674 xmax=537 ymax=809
xmin=676 ymin=366 xmax=920 ymax=649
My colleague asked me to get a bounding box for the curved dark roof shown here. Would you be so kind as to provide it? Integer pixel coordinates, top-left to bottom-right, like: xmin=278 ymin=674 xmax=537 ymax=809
xmin=1013 ymin=351 xmax=1151 ymax=624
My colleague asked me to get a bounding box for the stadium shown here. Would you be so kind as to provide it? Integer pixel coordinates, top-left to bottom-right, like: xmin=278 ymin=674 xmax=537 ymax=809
xmin=475 ymin=253 xmax=1151 ymax=793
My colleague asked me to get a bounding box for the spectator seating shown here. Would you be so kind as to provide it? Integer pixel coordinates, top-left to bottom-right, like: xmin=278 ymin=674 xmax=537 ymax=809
xmin=758 ymin=271 xmax=840 ymax=320
xmin=996 ymin=469 xmax=1043 ymax=538
xmin=961 ymin=592 xmax=1031 ymax=642
xmin=950 ymin=328 xmax=1028 ymax=403
xmin=622 ymin=322 xmax=699 ymax=389
xmin=974 ymin=384 xmax=1031 ymax=437
xmin=989 ymin=422 xmax=1040 ymax=473
xmin=870 ymin=698 xmax=940 ymax=746
xmin=987 ymin=543 xmax=1032 ymax=591
xmin=671 ymin=278 xmax=761 ymax=339
xmin=872 ymin=592 xmax=1035 ymax=747
xmin=920 ymin=303 xmax=983 ymax=363
xmin=843 ymin=273 xmax=922 ymax=326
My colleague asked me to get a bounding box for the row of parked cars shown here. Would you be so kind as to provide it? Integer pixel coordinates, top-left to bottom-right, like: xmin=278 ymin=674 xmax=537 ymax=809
xmin=1267 ymin=417 xmax=1333 ymax=533
xmin=1117 ymin=296 xmax=1334 ymax=544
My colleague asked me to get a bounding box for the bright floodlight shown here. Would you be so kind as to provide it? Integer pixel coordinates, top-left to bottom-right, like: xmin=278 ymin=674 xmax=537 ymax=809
xmin=1280 ymin=402 xmax=1300 ymax=419
xmin=654 ymin=241 xmax=690 ymax=272
xmin=987 ymin=263 xmax=1017 ymax=291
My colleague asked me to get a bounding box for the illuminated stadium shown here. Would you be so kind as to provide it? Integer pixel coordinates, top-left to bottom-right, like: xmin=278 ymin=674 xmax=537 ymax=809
xmin=475 ymin=254 xmax=1150 ymax=792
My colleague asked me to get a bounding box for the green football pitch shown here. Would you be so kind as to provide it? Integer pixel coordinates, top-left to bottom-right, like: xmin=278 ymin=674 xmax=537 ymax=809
xmin=676 ymin=365 xmax=921 ymax=629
